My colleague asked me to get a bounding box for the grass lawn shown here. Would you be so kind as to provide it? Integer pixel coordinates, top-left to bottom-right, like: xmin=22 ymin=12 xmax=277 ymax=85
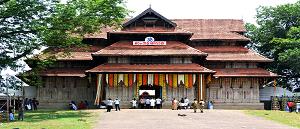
xmin=0 ymin=109 xmax=101 ymax=129
xmin=245 ymin=110 xmax=300 ymax=128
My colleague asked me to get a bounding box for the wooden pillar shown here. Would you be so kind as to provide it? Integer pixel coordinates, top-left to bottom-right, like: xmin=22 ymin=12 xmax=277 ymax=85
xmin=202 ymin=75 xmax=206 ymax=101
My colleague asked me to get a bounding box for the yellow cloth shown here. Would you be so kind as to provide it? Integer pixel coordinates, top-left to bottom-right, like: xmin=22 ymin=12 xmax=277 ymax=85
xmin=159 ymin=74 xmax=165 ymax=87
xmin=173 ymin=74 xmax=178 ymax=88
xmin=114 ymin=74 xmax=118 ymax=87
xmin=184 ymin=74 xmax=189 ymax=88
xmin=137 ymin=74 xmax=143 ymax=87
xmin=124 ymin=74 xmax=128 ymax=87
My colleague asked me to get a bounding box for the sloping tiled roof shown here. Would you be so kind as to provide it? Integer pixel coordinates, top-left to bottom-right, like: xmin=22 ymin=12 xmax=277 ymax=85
xmin=84 ymin=19 xmax=249 ymax=41
xmin=37 ymin=45 xmax=104 ymax=61
xmin=213 ymin=68 xmax=278 ymax=77
xmin=195 ymin=46 xmax=273 ymax=62
xmin=172 ymin=19 xmax=248 ymax=41
xmin=93 ymin=41 xmax=207 ymax=56
xmin=86 ymin=63 xmax=215 ymax=73
xmin=40 ymin=68 xmax=87 ymax=77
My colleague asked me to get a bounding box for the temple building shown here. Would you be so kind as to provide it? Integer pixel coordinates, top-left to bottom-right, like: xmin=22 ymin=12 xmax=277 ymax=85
xmin=25 ymin=8 xmax=277 ymax=109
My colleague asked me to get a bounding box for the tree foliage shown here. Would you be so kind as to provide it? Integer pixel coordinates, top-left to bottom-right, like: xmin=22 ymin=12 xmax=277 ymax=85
xmin=246 ymin=1 xmax=300 ymax=90
xmin=0 ymin=0 xmax=127 ymax=70
xmin=0 ymin=0 xmax=128 ymax=87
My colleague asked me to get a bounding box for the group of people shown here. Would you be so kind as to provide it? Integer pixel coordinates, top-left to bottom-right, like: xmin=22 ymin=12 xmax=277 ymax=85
xmin=24 ymin=98 xmax=39 ymax=111
xmin=172 ymin=97 xmax=205 ymax=113
xmin=106 ymin=98 xmax=121 ymax=112
xmin=137 ymin=97 xmax=162 ymax=109
xmin=172 ymin=97 xmax=190 ymax=110
xmin=69 ymin=100 xmax=89 ymax=110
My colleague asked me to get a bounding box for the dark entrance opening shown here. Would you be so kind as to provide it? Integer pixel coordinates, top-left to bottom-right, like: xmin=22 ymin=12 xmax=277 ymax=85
xmin=138 ymin=85 xmax=161 ymax=99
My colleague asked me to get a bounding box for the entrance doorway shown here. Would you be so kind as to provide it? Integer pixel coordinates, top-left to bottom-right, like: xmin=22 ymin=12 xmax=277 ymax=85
xmin=138 ymin=85 xmax=161 ymax=99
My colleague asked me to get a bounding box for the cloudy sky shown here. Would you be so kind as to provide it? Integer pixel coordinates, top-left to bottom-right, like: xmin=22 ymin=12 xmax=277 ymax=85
xmin=125 ymin=0 xmax=298 ymax=24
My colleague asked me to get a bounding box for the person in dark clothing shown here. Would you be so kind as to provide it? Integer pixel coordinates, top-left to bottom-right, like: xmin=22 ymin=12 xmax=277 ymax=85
xmin=18 ymin=106 xmax=24 ymax=121
xmin=32 ymin=98 xmax=39 ymax=110
xmin=179 ymin=98 xmax=185 ymax=110
xmin=84 ymin=100 xmax=89 ymax=109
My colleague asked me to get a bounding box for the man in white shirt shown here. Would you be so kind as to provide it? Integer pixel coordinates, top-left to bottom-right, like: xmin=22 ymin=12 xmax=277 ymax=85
xmin=155 ymin=98 xmax=162 ymax=109
xmin=150 ymin=98 xmax=156 ymax=109
xmin=184 ymin=97 xmax=189 ymax=109
xmin=145 ymin=98 xmax=150 ymax=109
xmin=114 ymin=98 xmax=121 ymax=111
xmin=106 ymin=98 xmax=113 ymax=112
xmin=131 ymin=98 xmax=137 ymax=109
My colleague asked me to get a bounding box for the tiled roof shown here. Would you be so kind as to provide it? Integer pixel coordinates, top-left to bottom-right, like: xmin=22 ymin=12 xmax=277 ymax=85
xmin=84 ymin=19 xmax=248 ymax=41
xmin=86 ymin=63 xmax=215 ymax=73
xmin=172 ymin=19 xmax=248 ymax=41
xmin=93 ymin=41 xmax=207 ymax=56
xmin=37 ymin=45 xmax=104 ymax=61
xmin=195 ymin=46 xmax=273 ymax=62
xmin=40 ymin=68 xmax=87 ymax=77
xmin=213 ymin=68 xmax=278 ymax=77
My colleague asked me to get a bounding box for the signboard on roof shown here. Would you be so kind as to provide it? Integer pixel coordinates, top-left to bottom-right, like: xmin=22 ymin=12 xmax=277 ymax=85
xmin=133 ymin=37 xmax=166 ymax=45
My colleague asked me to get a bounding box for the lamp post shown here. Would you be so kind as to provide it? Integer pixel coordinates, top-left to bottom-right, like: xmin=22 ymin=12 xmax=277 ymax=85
xmin=6 ymin=81 xmax=9 ymax=122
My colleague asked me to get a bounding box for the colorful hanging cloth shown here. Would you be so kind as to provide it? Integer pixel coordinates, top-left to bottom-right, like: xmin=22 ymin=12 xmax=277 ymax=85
xmin=154 ymin=74 xmax=159 ymax=85
xmin=168 ymin=74 xmax=173 ymax=88
xmin=124 ymin=74 xmax=129 ymax=87
xmin=173 ymin=74 xmax=178 ymax=88
xmin=108 ymin=74 xmax=114 ymax=87
xmin=148 ymin=74 xmax=154 ymax=85
xmin=188 ymin=74 xmax=193 ymax=88
xmin=114 ymin=74 xmax=118 ymax=87
xmin=128 ymin=74 xmax=134 ymax=87
xmin=142 ymin=74 xmax=148 ymax=85
xmin=184 ymin=74 xmax=189 ymax=88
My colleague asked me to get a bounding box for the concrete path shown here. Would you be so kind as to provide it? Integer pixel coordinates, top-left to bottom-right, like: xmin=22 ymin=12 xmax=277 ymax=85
xmin=94 ymin=109 xmax=296 ymax=129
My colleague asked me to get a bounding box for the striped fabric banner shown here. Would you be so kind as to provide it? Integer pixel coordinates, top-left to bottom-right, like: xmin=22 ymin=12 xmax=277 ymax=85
xmin=165 ymin=74 xmax=168 ymax=86
xmin=108 ymin=74 xmax=114 ymax=87
xmin=159 ymin=74 xmax=165 ymax=87
xmin=142 ymin=74 xmax=148 ymax=85
xmin=178 ymin=74 xmax=184 ymax=85
xmin=128 ymin=74 xmax=134 ymax=87
xmin=184 ymin=74 xmax=189 ymax=88
xmin=148 ymin=74 xmax=154 ymax=85
xmin=114 ymin=74 xmax=118 ymax=87
xmin=118 ymin=74 xmax=124 ymax=85
xmin=193 ymin=74 xmax=196 ymax=86
xmin=137 ymin=74 xmax=143 ymax=86
xmin=124 ymin=74 xmax=129 ymax=87
xmin=106 ymin=74 xmax=109 ymax=85
xmin=154 ymin=74 xmax=159 ymax=85
xmin=188 ymin=74 xmax=193 ymax=88
xmin=168 ymin=74 xmax=173 ymax=88
xmin=173 ymin=74 xmax=178 ymax=88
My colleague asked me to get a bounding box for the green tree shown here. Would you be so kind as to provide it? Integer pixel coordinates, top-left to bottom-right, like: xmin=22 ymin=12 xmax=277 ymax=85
xmin=0 ymin=0 xmax=128 ymax=86
xmin=246 ymin=1 xmax=300 ymax=90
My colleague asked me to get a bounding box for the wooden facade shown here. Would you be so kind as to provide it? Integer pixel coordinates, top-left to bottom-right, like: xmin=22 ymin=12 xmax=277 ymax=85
xmin=27 ymin=8 xmax=277 ymax=109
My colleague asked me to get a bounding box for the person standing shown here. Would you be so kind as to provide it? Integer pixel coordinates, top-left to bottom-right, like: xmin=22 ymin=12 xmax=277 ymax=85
xmin=184 ymin=97 xmax=189 ymax=109
xmin=145 ymin=98 xmax=151 ymax=109
xmin=199 ymin=99 xmax=205 ymax=113
xmin=140 ymin=97 xmax=145 ymax=109
xmin=131 ymin=98 xmax=137 ymax=109
xmin=192 ymin=99 xmax=198 ymax=113
xmin=150 ymin=98 xmax=156 ymax=109
xmin=106 ymin=98 xmax=113 ymax=112
xmin=172 ymin=98 xmax=178 ymax=110
xmin=114 ymin=98 xmax=121 ymax=111
xmin=32 ymin=98 xmax=39 ymax=110
xmin=155 ymin=98 xmax=162 ymax=109
xmin=18 ymin=105 xmax=24 ymax=121
xmin=179 ymin=98 xmax=185 ymax=110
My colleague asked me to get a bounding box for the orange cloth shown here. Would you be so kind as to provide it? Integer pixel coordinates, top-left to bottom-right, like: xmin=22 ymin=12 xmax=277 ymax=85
xmin=154 ymin=74 xmax=159 ymax=85
xmin=128 ymin=74 xmax=133 ymax=87
xmin=108 ymin=74 xmax=114 ymax=87
xmin=142 ymin=74 xmax=148 ymax=85
xmin=188 ymin=74 xmax=193 ymax=88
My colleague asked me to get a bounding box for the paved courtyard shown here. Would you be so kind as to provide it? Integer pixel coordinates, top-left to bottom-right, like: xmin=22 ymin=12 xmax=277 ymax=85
xmin=94 ymin=109 xmax=296 ymax=129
